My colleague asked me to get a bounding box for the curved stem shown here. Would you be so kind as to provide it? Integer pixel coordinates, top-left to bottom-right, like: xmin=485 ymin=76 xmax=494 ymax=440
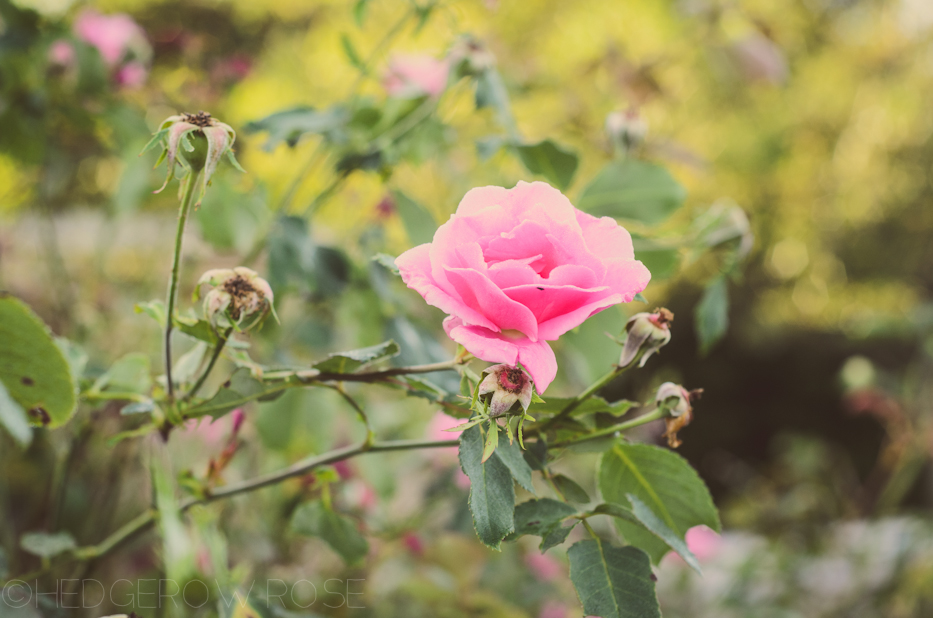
xmin=334 ymin=386 xmax=374 ymax=448
xmin=182 ymin=328 xmax=233 ymax=402
xmin=549 ymin=406 xmax=667 ymax=449
xmin=163 ymin=172 xmax=200 ymax=401
xmin=1 ymin=437 xmax=460 ymax=584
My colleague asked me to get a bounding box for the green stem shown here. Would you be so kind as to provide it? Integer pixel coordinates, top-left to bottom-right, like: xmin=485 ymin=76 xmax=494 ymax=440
xmin=334 ymin=386 xmax=374 ymax=448
xmin=537 ymin=366 xmax=626 ymax=432
xmin=1 ymin=437 xmax=460 ymax=585
xmin=182 ymin=328 xmax=233 ymax=402
xmin=82 ymin=391 xmax=149 ymax=403
xmin=163 ymin=172 xmax=200 ymax=401
xmin=550 ymin=407 xmax=667 ymax=449
xmin=303 ymin=173 xmax=348 ymax=217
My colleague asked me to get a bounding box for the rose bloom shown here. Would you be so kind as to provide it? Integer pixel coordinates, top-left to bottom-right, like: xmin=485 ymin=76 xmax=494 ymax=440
xmin=396 ymin=181 xmax=650 ymax=392
xmin=74 ymin=9 xmax=147 ymax=67
xmin=383 ymin=53 xmax=449 ymax=98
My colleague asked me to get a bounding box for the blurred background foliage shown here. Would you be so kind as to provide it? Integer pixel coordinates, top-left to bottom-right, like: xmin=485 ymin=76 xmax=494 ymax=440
xmin=1 ymin=0 xmax=933 ymax=615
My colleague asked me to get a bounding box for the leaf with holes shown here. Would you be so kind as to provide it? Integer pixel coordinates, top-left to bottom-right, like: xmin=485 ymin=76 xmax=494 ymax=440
xmin=0 ymin=294 xmax=76 ymax=428
xmin=568 ymin=539 xmax=661 ymax=618
xmin=598 ymin=442 xmax=719 ymax=563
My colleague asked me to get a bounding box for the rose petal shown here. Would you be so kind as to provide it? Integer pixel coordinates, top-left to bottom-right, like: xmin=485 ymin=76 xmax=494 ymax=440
xmin=444 ymin=317 xmax=557 ymax=392
xmin=444 ymin=267 xmax=540 ymax=340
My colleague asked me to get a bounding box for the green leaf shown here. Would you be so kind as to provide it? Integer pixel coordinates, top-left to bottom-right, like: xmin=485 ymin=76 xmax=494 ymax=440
xmin=696 ymin=276 xmax=729 ymax=355
xmin=353 ymin=0 xmax=370 ymax=25
xmin=476 ymin=135 xmax=505 ymax=161
xmin=514 ymin=140 xmax=579 ymax=191
xmin=459 ymin=424 xmax=515 ymax=549
xmin=0 ymin=294 xmax=77 ymax=427
xmin=482 ymin=420 xmax=499 ymax=463
xmin=340 ymin=33 xmax=365 ymax=70
xmin=568 ymin=539 xmax=661 ymax=618
xmin=0 ymin=380 xmax=31 ymax=447
xmin=313 ymin=340 xmax=400 ymax=373
xmin=633 ymin=238 xmax=681 ymax=281
xmin=291 ymin=501 xmax=369 ymax=565
xmin=553 ymin=474 xmax=591 ymax=503
xmin=598 ymin=443 xmax=720 ymax=563
xmin=495 ymin=435 xmax=536 ymax=494
xmin=135 ymin=299 xmax=166 ymax=325
xmin=541 ymin=522 xmax=577 ymax=551
xmin=591 ymin=496 xmax=701 ymax=574
xmin=372 ymin=252 xmax=400 ymax=275
xmin=185 ymin=368 xmax=286 ymax=419
xmin=173 ymin=314 xmax=220 ymax=346
xmin=267 ymin=215 xmax=351 ymax=299
xmin=522 ymin=439 xmax=548 ymax=471
xmin=392 ymin=190 xmax=437 ymax=246
xmin=243 ymin=105 xmax=349 ymax=150
xmin=92 ymin=353 xmax=151 ymax=394
xmin=578 ymin=159 xmax=686 ymax=226
xmin=474 ymin=69 xmax=514 ymax=130
xmin=507 ymin=498 xmax=577 ymax=549
xmin=633 ymin=292 xmax=648 ymax=304
xmin=121 ymin=400 xmax=156 ymax=415
xmin=20 ymin=532 xmax=76 ymax=559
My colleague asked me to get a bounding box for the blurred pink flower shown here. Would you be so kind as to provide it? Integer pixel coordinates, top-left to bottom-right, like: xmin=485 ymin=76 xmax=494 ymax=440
xmin=383 ymin=54 xmax=449 ymax=98
xmin=402 ymin=531 xmax=424 ymax=556
xmin=74 ymin=9 xmax=147 ymax=67
xmin=525 ymin=551 xmax=563 ymax=582
xmin=115 ymin=61 xmax=148 ymax=88
xmin=427 ymin=411 xmax=464 ymax=444
xmin=686 ymin=525 xmax=721 ymax=561
xmin=344 ymin=479 xmax=378 ymax=512
xmin=48 ymin=40 xmax=75 ymax=66
xmin=184 ymin=409 xmax=242 ymax=446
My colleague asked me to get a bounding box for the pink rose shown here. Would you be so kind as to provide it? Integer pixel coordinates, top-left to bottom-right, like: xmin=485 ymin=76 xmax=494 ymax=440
xmin=74 ymin=9 xmax=147 ymax=67
xmin=48 ymin=40 xmax=76 ymax=67
xmin=525 ymin=552 xmax=563 ymax=582
xmin=383 ymin=54 xmax=450 ymax=98
xmin=115 ymin=61 xmax=148 ymax=88
xmin=396 ymin=181 xmax=650 ymax=392
xmin=685 ymin=525 xmax=721 ymax=561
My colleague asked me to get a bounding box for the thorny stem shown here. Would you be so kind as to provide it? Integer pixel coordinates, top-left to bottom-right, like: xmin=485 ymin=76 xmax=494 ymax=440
xmin=2 ymin=437 xmax=459 ymax=584
xmin=163 ymin=172 xmax=200 ymax=401
xmin=182 ymin=327 xmax=233 ymax=403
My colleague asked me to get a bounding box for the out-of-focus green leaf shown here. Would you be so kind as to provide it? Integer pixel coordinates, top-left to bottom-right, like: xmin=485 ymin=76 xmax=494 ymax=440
xmin=186 ymin=368 xmax=286 ymax=419
xmin=568 ymin=539 xmax=661 ymax=618
xmin=291 ymin=501 xmax=369 ymax=565
xmin=696 ymin=276 xmax=729 ymax=355
xmin=313 ymin=340 xmax=400 ymax=374
xmin=353 ymin=0 xmax=370 ymax=26
xmin=598 ymin=443 xmax=720 ymax=564
xmin=475 ymin=69 xmax=515 ymax=131
xmin=633 ymin=238 xmax=681 ymax=281
xmin=578 ymin=159 xmax=686 ymax=226
xmin=459 ymin=424 xmax=515 ymax=549
xmin=135 ymin=299 xmax=166 ymax=325
xmin=372 ymin=253 xmax=400 ymax=275
xmin=476 ymin=135 xmax=505 ymax=161
xmin=196 ymin=179 xmax=268 ymax=253
xmin=243 ymin=105 xmax=349 ymax=150
xmin=552 ymin=474 xmax=590 ymax=504
xmin=340 ymin=33 xmax=365 ymax=70
xmin=0 ymin=380 xmax=31 ymax=447
xmin=0 ymin=294 xmax=76 ymax=428
xmin=392 ymin=190 xmax=437 ymax=246
xmin=267 ymin=215 xmax=351 ymax=299
xmin=92 ymin=352 xmax=151 ymax=395
xmin=514 ymin=139 xmax=579 ymax=190
xmin=20 ymin=531 xmax=76 ymax=558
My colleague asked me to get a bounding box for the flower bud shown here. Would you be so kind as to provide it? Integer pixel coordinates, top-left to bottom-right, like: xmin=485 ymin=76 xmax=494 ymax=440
xmin=478 ymin=363 xmax=534 ymax=416
xmin=655 ymin=382 xmax=702 ymax=448
xmin=619 ymin=308 xmax=673 ymax=368
xmin=605 ymin=109 xmax=648 ymax=154
xmin=143 ymin=111 xmax=244 ymax=205
xmin=194 ymin=267 xmax=275 ymax=331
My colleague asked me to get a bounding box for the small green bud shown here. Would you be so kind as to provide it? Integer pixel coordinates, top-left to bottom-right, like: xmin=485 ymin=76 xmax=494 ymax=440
xmin=619 ymin=308 xmax=673 ymax=368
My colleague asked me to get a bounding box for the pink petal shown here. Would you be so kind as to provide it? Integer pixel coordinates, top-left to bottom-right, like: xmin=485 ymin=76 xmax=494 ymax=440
xmin=444 ymin=267 xmax=539 ymax=340
xmin=444 ymin=317 xmax=557 ymax=392
xmin=396 ymin=244 xmax=500 ymax=331
xmin=504 ymin=284 xmax=616 ymax=339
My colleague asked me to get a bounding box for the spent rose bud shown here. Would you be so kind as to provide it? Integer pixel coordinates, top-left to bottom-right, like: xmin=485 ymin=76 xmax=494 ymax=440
xmin=655 ymin=382 xmax=702 ymax=448
xmin=478 ymin=364 xmax=534 ymax=416
xmin=383 ymin=54 xmax=450 ymax=99
xmin=142 ymin=111 xmax=244 ymax=205
xmin=619 ymin=308 xmax=673 ymax=368
xmin=194 ymin=267 xmax=275 ymax=331
xmin=606 ymin=109 xmax=648 ymax=154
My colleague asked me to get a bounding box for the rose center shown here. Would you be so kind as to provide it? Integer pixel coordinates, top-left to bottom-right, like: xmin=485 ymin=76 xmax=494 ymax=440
xmin=497 ymin=367 xmax=526 ymax=394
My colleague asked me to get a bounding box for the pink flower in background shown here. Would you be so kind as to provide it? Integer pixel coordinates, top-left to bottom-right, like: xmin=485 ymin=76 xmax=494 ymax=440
xmin=525 ymin=552 xmax=563 ymax=581
xmin=184 ymin=409 xmax=244 ymax=445
xmin=537 ymin=602 xmax=570 ymax=618
xmin=48 ymin=40 xmax=75 ymax=66
xmin=383 ymin=54 xmax=450 ymax=98
xmin=425 ymin=412 xmax=471 ymax=488
xmin=115 ymin=61 xmax=148 ymax=88
xmin=74 ymin=9 xmax=147 ymax=67
xmin=686 ymin=525 xmax=721 ymax=561
xmin=396 ymin=181 xmax=650 ymax=393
